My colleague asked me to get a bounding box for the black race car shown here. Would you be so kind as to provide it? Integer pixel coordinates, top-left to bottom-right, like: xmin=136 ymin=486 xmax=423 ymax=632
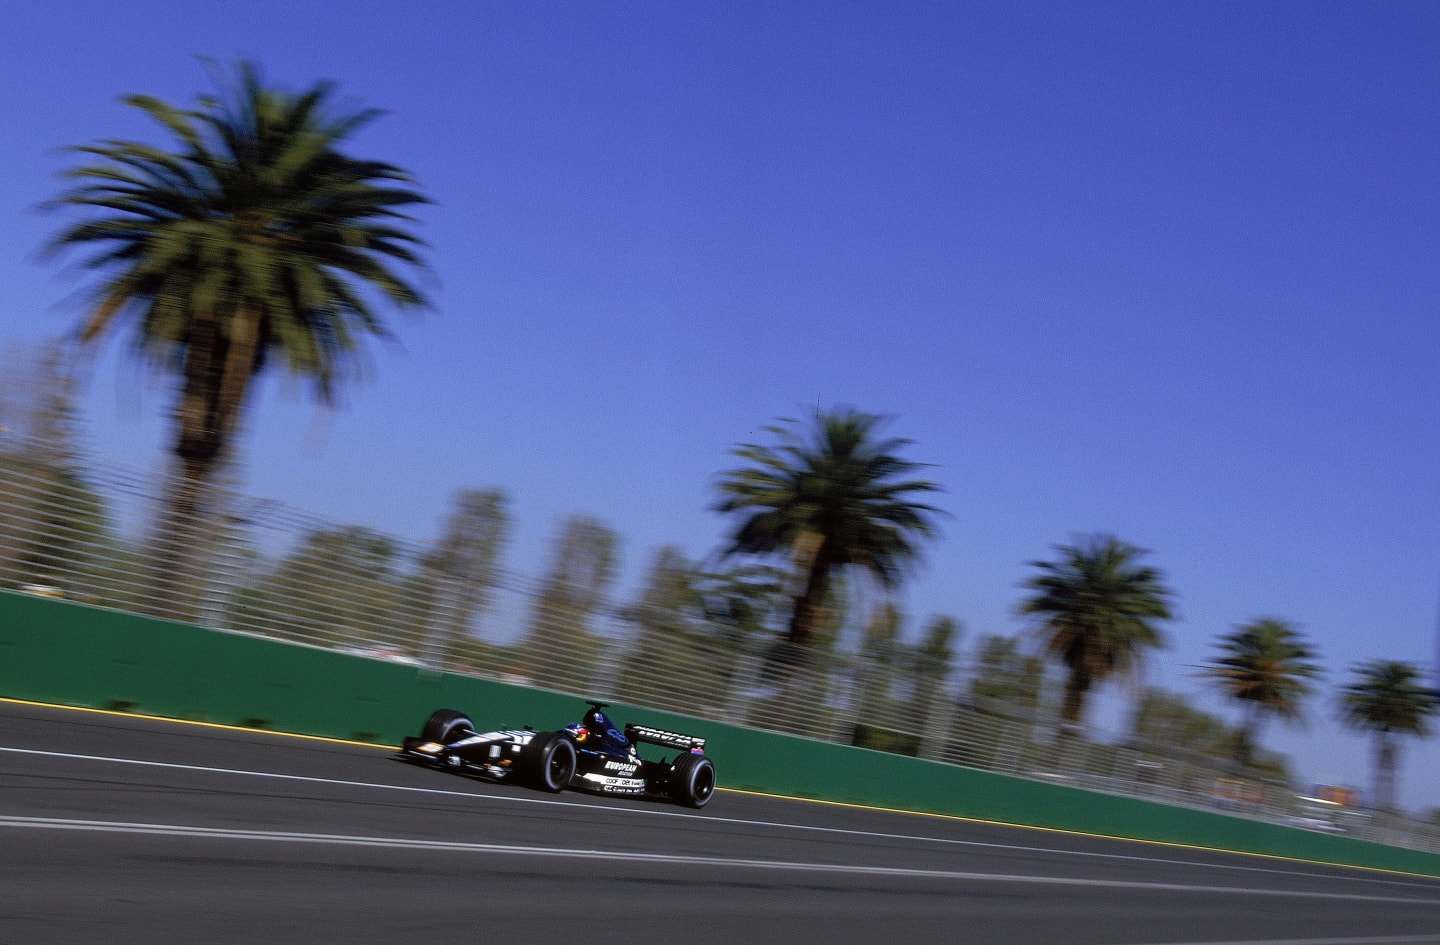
xmin=397 ymin=700 xmax=717 ymax=808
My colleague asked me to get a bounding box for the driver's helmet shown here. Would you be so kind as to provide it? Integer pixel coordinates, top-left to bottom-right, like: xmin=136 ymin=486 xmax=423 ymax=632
xmin=582 ymin=707 xmax=630 ymax=754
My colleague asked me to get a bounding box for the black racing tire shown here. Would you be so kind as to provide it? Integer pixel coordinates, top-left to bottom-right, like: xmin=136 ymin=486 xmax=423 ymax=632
xmin=421 ymin=709 xmax=474 ymax=743
xmin=518 ymin=731 xmax=577 ymax=793
xmin=667 ymin=753 xmax=717 ymax=808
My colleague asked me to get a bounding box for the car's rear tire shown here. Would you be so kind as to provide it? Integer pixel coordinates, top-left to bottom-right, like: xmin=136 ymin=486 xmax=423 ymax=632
xmin=421 ymin=709 xmax=474 ymax=743
xmin=518 ymin=731 xmax=577 ymax=792
xmin=668 ymin=753 xmax=716 ymax=808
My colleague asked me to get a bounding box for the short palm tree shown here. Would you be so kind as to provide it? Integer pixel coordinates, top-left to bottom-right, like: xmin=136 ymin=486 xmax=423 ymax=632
xmin=1340 ymin=660 xmax=1438 ymax=811
xmin=46 ymin=61 xmax=429 ymax=616
xmin=1204 ymin=617 xmax=1320 ymax=765
xmin=714 ymin=408 xmax=941 ymax=650
xmin=1018 ymin=534 xmax=1174 ymax=736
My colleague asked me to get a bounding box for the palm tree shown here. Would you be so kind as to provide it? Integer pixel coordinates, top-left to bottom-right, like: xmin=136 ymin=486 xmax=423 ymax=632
xmin=1204 ymin=617 xmax=1320 ymax=766
xmin=1018 ymin=534 xmax=1174 ymax=737
xmin=1340 ymin=660 xmax=1438 ymax=811
xmin=714 ymin=408 xmax=941 ymax=651
xmin=46 ymin=61 xmax=429 ymax=617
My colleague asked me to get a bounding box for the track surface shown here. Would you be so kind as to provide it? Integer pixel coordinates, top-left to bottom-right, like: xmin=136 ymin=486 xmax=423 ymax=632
xmin=2 ymin=700 xmax=1439 ymax=945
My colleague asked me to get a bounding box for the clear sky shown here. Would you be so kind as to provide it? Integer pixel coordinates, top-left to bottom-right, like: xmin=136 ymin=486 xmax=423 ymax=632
xmin=3 ymin=2 xmax=1438 ymax=810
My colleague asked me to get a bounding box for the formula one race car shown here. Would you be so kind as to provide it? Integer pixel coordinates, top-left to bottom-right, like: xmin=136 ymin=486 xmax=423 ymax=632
xmin=397 ymin=700 xmax=717 ymax=808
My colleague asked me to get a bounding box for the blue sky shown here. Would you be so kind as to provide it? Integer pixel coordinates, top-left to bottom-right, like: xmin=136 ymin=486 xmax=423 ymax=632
xmin=3 ymin=3 xmax=1439 ymax=810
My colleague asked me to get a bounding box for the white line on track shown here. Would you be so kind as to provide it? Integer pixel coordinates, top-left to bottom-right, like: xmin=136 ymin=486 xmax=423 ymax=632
xmin=1 ymin=814 xmax=1437 ymax=908
xmin=3 ymin=745 xmax=1437 ymax=895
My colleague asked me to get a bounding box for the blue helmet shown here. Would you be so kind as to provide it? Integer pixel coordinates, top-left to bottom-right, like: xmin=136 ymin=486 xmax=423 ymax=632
xmin=582 ymin=704 xmax=630 ymax=753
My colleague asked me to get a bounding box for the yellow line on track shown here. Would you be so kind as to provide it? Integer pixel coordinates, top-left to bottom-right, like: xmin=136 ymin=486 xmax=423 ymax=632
xmin=0 ymin=696 xmax=387 ymax=749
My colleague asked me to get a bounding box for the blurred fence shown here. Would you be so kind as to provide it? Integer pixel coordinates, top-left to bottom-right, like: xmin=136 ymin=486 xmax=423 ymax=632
xmin=1 ymin=430 xmax=1437 ymax=854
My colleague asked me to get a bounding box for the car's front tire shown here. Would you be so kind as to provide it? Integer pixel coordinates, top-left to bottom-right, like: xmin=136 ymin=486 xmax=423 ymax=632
xmin=518 ymin=731 xmax=577 ymax=792
xmin=667 ymin=753 xmax=716 ymax=808
xmin=421 ymin=709 xmax=474 ymax=743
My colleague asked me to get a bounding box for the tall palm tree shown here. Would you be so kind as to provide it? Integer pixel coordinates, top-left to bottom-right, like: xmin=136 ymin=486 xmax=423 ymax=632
xmin=1340 ymin=660 xmax=1438 ymax=811
xmin=1018 ymin=534 xmax=1174 ymax=736
xmin=1204 ymin=617 xmax=1320 ymax=765
xmin=714 ymin=408 xmax=941 ymax=650
xmin=46 ymin=61 xmax=429 ymax=616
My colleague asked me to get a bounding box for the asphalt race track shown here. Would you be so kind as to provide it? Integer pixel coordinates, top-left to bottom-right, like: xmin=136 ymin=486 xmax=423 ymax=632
xmin=2 ymin=700 xmax=1439 ymax=945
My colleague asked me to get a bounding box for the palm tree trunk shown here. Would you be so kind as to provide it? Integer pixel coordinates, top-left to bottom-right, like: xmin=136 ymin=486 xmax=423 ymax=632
xmin=145 ymin=456 xmax=215 ymax=622
xmin=145 ymin=313 xmax=254 ymax=623
xmin=1234 ymin=705 xmax=1265 ymax=770
xmin=1059 ymin=670 xmax=1089 ymax=732
xmin=787 ymin=561 xmax=830 ymax=649
xmin=1375 ymin=734 xmax=1398 ymax=812
xmin=1055 ymin=671 xmax=1090 ymax=770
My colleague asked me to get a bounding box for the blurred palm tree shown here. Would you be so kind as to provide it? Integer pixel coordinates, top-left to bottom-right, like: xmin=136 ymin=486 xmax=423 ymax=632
xmin=1019 ymin=534 xmax=1174 ymax=738
xmin=523 ymin=514 xmax=620 ymax=694
xmin=911 ymin=614 xmax=961 ymax=731
xmin=421 ymin=488 xmax=511 ymax=666
xmin=1124 ymin=687 xmax=1296 ymax=786
xmin=1340 ymin=660 xmax=1438 ymax=811
xmin=45 ymin=60 xmax=429 ymax=618
xmin=1204 ymin=617 xmax=1320 ymax=766
xmin=714 ymin=407 xmax=941 ymax=651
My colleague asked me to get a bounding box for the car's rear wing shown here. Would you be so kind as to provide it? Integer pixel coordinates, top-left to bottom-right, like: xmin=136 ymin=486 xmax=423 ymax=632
xmin=625 ymin=723 xmax=706 ymax=753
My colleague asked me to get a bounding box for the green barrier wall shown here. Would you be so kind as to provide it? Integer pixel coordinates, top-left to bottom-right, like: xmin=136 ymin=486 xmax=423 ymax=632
xmin=4 ymin=590 xmax=1438 ymax=877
